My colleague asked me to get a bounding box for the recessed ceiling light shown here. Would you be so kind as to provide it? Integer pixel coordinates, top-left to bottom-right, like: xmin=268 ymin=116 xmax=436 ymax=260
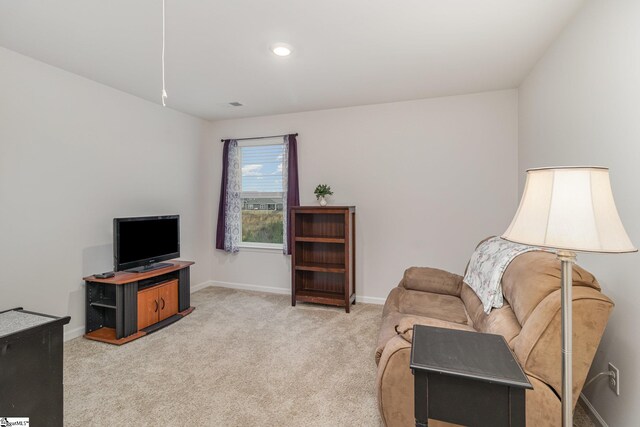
xmin=271 ymin=44 xmax=292 ymax=57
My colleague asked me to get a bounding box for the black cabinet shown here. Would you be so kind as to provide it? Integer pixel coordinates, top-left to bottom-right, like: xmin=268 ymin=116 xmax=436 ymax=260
xmin=0 ymin=308 xmax=70 ymax=426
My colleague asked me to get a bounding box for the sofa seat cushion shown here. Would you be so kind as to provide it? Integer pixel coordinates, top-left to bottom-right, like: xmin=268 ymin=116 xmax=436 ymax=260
xmin=399 ymin=288 xmax=468 ymax=325
xmin=375 ymin=312 xmax=475 ymax=365
xmin=394 ymin=315 xmax=475 ymax=342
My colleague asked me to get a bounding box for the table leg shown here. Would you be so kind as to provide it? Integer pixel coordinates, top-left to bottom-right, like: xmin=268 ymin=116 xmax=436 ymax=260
xmin=414 ymin=372 xmax=429 ymax=426
xmin=509 ymin=387 xmax=526 ymax=426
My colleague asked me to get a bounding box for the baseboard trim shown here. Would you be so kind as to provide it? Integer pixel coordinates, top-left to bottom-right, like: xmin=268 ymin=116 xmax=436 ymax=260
xmin=64 ymin=325 xmax=85 ymax=342
xmin=579 ymin=393 xmax=609 ymax=427
xmin=210 ymin=280 xmax=386 ymax=305
xmin=357 ymin=295 xmax=386 ymax=304
xmin=210 ymin=280 xmax=290 ymax=295
xmin=191 ymin=280 xmax=215 ymax=293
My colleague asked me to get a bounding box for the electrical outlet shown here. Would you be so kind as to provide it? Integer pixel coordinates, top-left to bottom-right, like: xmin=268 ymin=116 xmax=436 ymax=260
xmin=608 ymin=363 xmax=620 ymax=395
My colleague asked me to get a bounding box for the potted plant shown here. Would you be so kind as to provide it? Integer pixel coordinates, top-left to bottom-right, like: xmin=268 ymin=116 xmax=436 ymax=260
xmin=314 ymin=184 xmax=333 ymax=206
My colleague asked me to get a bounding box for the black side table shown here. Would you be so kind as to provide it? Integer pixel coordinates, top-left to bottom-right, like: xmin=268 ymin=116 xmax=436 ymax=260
xmin=0 ymin=308 xmax=70 ymax=427
xmin=410 ymin=325 xmax=532 ymax=427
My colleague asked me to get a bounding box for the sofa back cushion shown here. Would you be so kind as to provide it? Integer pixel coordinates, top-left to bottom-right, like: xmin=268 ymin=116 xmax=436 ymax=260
xmin=401 ymin=266 xmax=463 ymax=295
xmin=461 ymin=284 xmax=521 ymax=347
xmin=502 ymin=251 xmax=600 ymax=326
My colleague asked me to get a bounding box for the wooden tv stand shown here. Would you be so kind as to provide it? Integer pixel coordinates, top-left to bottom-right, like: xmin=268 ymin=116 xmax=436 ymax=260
xmin=83 ymin=260 xmax=194 ymax=345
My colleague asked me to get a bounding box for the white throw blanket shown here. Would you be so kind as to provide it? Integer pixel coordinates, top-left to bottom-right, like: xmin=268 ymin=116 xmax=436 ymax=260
xmin=463 ymin=237 xmax=547 ymax=313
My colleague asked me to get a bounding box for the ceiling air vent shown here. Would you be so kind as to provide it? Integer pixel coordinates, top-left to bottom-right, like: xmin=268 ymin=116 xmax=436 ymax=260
xmin=228 ymin=102 xmax=243 ymax=107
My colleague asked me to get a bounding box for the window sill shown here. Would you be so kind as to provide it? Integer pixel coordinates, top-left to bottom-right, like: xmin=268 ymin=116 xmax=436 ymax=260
xmin=238 ymin=243 xmax=284 ymax=253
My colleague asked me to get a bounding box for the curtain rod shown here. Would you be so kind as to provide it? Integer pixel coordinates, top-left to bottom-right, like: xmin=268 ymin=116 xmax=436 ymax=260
xmin=220 ymin=133 xmax=297 ymax=142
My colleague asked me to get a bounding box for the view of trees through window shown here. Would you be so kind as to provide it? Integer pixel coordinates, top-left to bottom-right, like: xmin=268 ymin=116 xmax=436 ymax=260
xmin=240 ymin=143 xmax=284 ymax=244
xmin=241 ymin=209 xmax=283 ymax=243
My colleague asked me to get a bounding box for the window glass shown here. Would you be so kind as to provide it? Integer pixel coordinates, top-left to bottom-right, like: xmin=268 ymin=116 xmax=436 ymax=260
xmin=240 ymin=143 xmax=284 ymax=245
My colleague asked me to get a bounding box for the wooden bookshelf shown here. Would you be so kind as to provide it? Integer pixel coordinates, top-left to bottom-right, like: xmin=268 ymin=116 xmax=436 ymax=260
xmin=290 ymin=206 xmax=356 ymax=313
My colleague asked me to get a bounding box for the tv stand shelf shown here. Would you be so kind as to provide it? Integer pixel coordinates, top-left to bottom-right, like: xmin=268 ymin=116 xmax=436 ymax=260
xmin=128 ymin=262 xmax=173 ymax=273
xmin=89 ymin=300 xmax=117 ymax=310
xmin=83 ymin=260 xmax=194 ymax=345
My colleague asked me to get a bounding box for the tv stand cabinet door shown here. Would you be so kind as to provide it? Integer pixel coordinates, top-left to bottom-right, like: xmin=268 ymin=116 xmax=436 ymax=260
xmin=159 ymin=280 xmax=179 ymax=321
xmin=137 ymin=287 xmax=158 ymax=330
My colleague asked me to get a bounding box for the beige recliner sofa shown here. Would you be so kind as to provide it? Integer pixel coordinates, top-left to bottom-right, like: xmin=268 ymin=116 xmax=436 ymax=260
xmin=375 ymin=249 xmax=613 ymax=427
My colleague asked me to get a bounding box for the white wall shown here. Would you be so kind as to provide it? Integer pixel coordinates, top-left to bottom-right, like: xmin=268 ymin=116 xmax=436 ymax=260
xmin=519 ymin=1 xmax=640 ymax=425
xmin=0 ymin=47 xmax=211 ymax=338
xmin=208 ymin=90 xmax=519 ymax=301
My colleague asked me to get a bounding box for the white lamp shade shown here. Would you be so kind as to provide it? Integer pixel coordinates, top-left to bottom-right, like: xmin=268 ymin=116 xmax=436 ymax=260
xmin=502 ymin=167 xmax=636 ymax=253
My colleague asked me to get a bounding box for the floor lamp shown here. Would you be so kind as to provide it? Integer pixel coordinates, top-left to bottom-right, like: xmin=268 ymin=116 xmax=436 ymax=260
xmin=501 ymin=167 xmax=636 ymax=427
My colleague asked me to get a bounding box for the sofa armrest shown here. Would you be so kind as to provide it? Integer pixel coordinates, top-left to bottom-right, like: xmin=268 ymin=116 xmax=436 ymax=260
xmin=375 ymin=334 xmax=414 ymax=427
xmin=382 ymin=286 xmax=401 ymax=317
xmin=375 ymin=310 xmax=404 ymax=365
xmin=400 ymin=266 xmax=463 ymax=296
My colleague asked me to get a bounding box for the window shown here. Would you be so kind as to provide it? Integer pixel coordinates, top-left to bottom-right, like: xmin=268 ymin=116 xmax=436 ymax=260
xmin=239 ymin=140 xmax=285 ymax=247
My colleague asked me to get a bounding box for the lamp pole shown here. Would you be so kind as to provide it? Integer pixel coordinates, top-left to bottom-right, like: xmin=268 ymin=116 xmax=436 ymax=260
xmin=558 ymin=250 xmax=576 ymax=427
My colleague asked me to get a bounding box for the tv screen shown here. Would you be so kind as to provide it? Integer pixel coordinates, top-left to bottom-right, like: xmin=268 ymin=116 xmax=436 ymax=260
xmin=114 ymin=215 xmax=180 ymax=271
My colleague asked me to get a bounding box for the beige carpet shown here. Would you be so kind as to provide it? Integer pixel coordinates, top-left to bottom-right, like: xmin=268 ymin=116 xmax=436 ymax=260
xmin=64 ymin=287 xmax=383 ymax=426
xmin=64 ymin=286 xmax=596 ymax=427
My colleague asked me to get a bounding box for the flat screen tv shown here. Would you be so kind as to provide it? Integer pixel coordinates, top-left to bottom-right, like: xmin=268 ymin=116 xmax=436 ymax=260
xmin=113 ymin=215 xmax=180 ymax=272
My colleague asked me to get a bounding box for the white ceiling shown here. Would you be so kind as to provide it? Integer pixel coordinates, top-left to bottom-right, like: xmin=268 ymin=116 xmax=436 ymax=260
xmin=0 ymin=0 xmax=584 ymax=121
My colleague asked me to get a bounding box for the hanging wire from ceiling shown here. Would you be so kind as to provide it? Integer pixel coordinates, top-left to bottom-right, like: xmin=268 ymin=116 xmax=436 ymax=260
xmin=161 ymin=0 xmax=168 ymax=106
